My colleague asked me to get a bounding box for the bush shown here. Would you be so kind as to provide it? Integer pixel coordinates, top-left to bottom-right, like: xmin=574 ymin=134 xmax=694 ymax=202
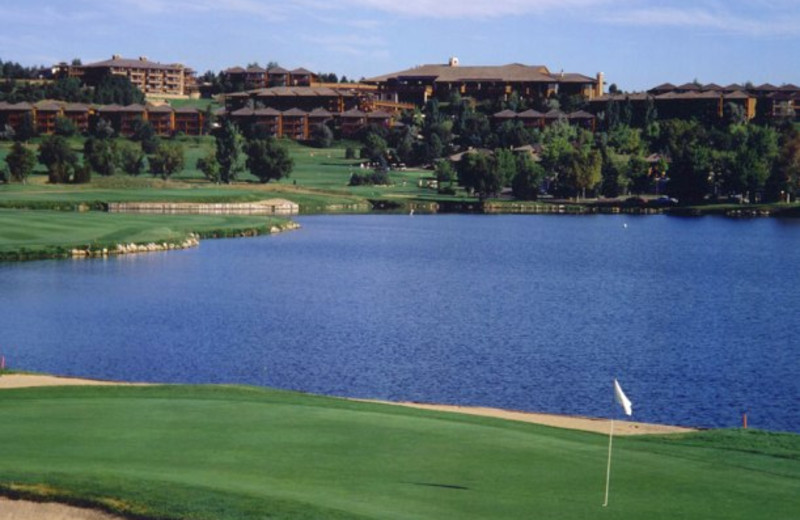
xmin=345 ymin=146 xmax=356 ymax=159
xmin=348 ymin=169 xmax=390 ymax=186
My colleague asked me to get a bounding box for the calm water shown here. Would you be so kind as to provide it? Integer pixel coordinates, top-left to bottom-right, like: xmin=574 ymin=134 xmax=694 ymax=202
xmin=1 ymin=214 xmax=799 ymax=432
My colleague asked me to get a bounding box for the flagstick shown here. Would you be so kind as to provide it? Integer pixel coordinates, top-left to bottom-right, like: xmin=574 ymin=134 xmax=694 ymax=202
xmin=603 ymin=418 xmax=615 ymax=507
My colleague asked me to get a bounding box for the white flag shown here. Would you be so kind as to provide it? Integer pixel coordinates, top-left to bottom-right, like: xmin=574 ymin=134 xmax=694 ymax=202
xmin=614 ymin=379 xmax=632 ymax=416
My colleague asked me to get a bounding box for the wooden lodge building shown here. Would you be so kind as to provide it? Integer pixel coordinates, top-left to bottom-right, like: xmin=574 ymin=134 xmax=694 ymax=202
xmin=363 ymin=57 xmax=604 ymax=105
xmin=588 ymin=82 xmax=800 ymax=123
xmin=0 ymin=101 xmax=205 ymax=136
xmin=54 ymin=55 xmax=196 ymax=97
xmin=223 ymin=66 xmax=318 ymax=90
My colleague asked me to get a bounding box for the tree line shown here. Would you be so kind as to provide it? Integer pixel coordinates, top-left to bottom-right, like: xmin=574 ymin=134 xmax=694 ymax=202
xmin=2 ymin=118 xmax=293 ymax=186
xmin=351 ymin=92 xmax=800 ymax=203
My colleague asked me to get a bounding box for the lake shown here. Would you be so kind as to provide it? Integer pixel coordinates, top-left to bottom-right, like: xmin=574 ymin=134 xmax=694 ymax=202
xmin=1 ymin=214 xmax=799 ymax=432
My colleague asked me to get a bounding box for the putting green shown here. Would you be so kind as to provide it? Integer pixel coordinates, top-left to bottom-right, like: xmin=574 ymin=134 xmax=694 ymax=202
xmin=0 ymin=385 xmax=797 ymax=519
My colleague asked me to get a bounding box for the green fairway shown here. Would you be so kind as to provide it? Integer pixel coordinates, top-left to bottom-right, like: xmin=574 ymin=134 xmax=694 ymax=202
xmin=0 ymin=385 xmax=796 ymax=520
xmin=0 ymin=209 xmax=291 ymax=259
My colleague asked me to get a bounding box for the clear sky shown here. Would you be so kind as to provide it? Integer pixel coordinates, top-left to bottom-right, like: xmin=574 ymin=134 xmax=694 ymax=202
xmin=2 ymin=0 xmax=799 ymax=92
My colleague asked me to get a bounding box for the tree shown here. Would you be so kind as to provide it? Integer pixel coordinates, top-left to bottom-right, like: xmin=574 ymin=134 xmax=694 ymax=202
xmin=38 ymin=135 xmax=79 ymax=183
xmin=53 ymin=116 xmax=77 ymax=137
xmin=245 ymin=138 xmax=293 ymax=183
xmin=83 ymin=137 xmax=118 ymax=176
xmin=434 ymin=160 xmax=456 ymax=192
xmin=149 ymin=143 xmax=185 ymax=179
xmin=511 ymin=153 xmax=545 ymax=200
xmin=214 ymin=119 xmax=244 ymax=184
xmin=118 ymin=141 xmax=146 ymax=176
xmin=457 ymin=151 xmax=501 ymax=200
xmin=93 ymin=74 xmax=145 ymax=105
xmin=14 ymin=113 xmax=36 ymax=142
xmin=494 ymin=148 xmax=517 ymax=188
xmin=196 ymin=149 xmax=220 ymax=183
xmin=310 ymin=123 xmax=333 ymax=148
xmin=131 ymin=120 xmax=159 ymax=154
xmin=92 ymin=118 xmax=116 ymax=139
xmin=361 ymin=132 xmax=388 ymax=162
xmin=5 ymin=141 xmax=37 ymax=183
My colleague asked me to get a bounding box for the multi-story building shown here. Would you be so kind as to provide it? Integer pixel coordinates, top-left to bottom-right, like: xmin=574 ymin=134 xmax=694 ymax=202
xmin=364 ymin=57 xmax=603 ymax=105
xmin=55 ymin=55 xmax=196 ymax=97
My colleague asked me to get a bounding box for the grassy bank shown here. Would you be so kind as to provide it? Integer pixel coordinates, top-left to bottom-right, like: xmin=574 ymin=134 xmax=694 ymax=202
xmin=0 ymin=209 xmax=293 ymax=260
xmin=0 ymin=384 xmax=796 ymax=520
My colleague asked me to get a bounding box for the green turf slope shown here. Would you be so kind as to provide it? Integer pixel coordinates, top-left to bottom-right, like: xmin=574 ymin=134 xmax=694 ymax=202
xmin=0 ymin=385 xmax=797 ymax=519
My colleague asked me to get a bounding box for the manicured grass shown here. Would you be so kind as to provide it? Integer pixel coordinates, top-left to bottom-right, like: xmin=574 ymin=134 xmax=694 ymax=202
xmin=0 ymin=209 xmax=289 ymax=258
xmin=0 ymin=384 xmax=796 ymax=520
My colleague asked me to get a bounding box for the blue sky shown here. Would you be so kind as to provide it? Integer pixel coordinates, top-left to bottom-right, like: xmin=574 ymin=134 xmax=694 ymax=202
xmin=2 ymin=0 xmax=800 ymax=91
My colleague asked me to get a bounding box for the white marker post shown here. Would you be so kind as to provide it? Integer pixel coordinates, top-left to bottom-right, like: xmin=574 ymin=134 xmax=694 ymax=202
xmin=604 ymin=378 xmax=632 ymax=507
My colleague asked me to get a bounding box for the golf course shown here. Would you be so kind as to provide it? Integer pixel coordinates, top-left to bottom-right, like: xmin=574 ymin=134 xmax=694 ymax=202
xmin=0 ymin=379 xmax=797 ymax=520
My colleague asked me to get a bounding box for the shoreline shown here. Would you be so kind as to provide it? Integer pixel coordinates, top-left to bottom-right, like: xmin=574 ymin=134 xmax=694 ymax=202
xmin=0 ymin=374 xmax=695 ymax=435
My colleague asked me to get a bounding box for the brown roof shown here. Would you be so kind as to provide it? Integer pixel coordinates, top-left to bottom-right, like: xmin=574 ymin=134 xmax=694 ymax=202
xmin=723 ymin=91 xmax=750 ymax=100
xmin=556 ymin=72 xmax=595 ymax=84
xmin=63 ymin=103 xmax=90 ymax=112
xmin=254 ymin=107 xmax=281 ymax=116
xmin=364 ymin=62 xmax=575 ymax=85
xmin=82 ymin=56 xmax=184 ymax=71
xmin=543 ymin=109 xmax=565 ymax=119
xmin=339 ymin=108 xmax=365 ymax=118
xmin=567 ymin=110 xmax=595 ymax=119
xmin=147 ymin=104 xmax=174 ymax=113
xmin=225 ymin=66 xmax=246 ymax=74
xmin=120 ymin=104 xmax=146 ymax=113
xmin=290 ymin=68 xmax=314 ymax=76
xmin=230 ymin=107 xmax=255 ymax=117
xmin=517 ymin=109 xmax=544 ymax=118
xmin=754 ymin=83 xmax=778 ymax=91
xmin=246 ymin=66 xmax=266 ymax=73
xmin=649 ymin=83 xmax=677 ymax=92
xmin=779 ymin=83 xmax=800 ymax=92
xmin=251 ymin=86 xmax=354 ymax=98
xmin=35 ymin=101 xmax=62 ymax=111
xmin=724 ymin=83 xmax=744 ymax=91
xmin=676 ymin=82 xmax=701 ymax=91
xmin=493 ymin=109 xmax=518 ymax=119
xmin=366 ymin=110 xmax=391 ymax=119
xmin=268 ymin=66 xmax=289 ymax=74
xmin=282 ymin=108 xmax=308 ymax=117
xmin=309 ymin=108 xmax=332 ymax=117
xmin=702 ymin=83 xmax=723 ymax=91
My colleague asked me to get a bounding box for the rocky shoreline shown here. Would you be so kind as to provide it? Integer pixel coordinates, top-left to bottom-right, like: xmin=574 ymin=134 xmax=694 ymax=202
xmin=68 ymin=221 xmax=301 ymax=260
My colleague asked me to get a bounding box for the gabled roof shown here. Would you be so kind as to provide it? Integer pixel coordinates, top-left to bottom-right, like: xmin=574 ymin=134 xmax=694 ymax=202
xmin=754 ymin=83 xmax=778 ymax=91
xmin=367 ymin=110 xmax=391 ymax=119
xmin=364 ymin=63 xmax=569 ymax=85
xmin=308 ymin=108 xmax=333 ymax=117
xmin=254 ymin=107 xmax=281 ymax=116
xmin=268 ymin=66 xmax=289 ymax=74
xmin=119 ymin=104 xmax=146 ymax=113
xmin=517 ymin=109 xmax=544 ymax=118
xmin=230 ymin=107 xmax=255 ymax=117
xmin=35 ymin=101 xmax=62 ymax=111
xmin=649 ymin=82 xmax=677 ymax=92
xmin=779 ymin=83 xmax=800 ymax=92
xmin=702 ymin=83 xmax=723 ymax=91
xmin=493 ymin=109 xmax=518 ymax=119
xmin=225 ymin=66 xmax=246 ymax=74
xmin=567 ymin=110 xmax=595 ymax=119
xmin=83 ymin=56 xmax=184 ymax=71
xmin=147 ymin=104 xmax=174 ymax=113
xmin=246 ymin=65 xmax=266 ymax=73
xmin=676 ymin=82 xmax=701 ymax=91
xmin=723 ymin=91 xmax=750 ymax=100
xmin=63 ymin=103 xmax=90 ymax=112
xmin=339 ymin=108 xmax=365 ymax=118
xmin=290 ymin=67 xmax=314 ymax=76
xmin=282 ymin=108 xmax=308 ymax=117
xmin=543 ymin=109 xmax=565 ymax=119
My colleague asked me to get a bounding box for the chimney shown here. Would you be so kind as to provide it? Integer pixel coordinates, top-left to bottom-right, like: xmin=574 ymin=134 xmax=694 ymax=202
xmin=596 ymin=72 xmax=605 ymax=98
xmin=448 ymin=56 xmax=459 ymax=67
xmin=139 ymin=56 xmax=148 ymax=62
xmin=112 ymin=54 xmax=121 ymax=60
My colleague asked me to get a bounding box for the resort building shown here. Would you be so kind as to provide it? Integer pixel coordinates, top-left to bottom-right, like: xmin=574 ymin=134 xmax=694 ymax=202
xmin=589 ymin=82 xmax=800 ymax=123
xmin=363 ymin=57 xmax=603 ymax=105
xmin=223 ymin=66 xmax=318 ymax=90
xmin=55 ymin=55 xmax=196 ymax=97
xmin=0 ymin=101 xmax=205 ymax=136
